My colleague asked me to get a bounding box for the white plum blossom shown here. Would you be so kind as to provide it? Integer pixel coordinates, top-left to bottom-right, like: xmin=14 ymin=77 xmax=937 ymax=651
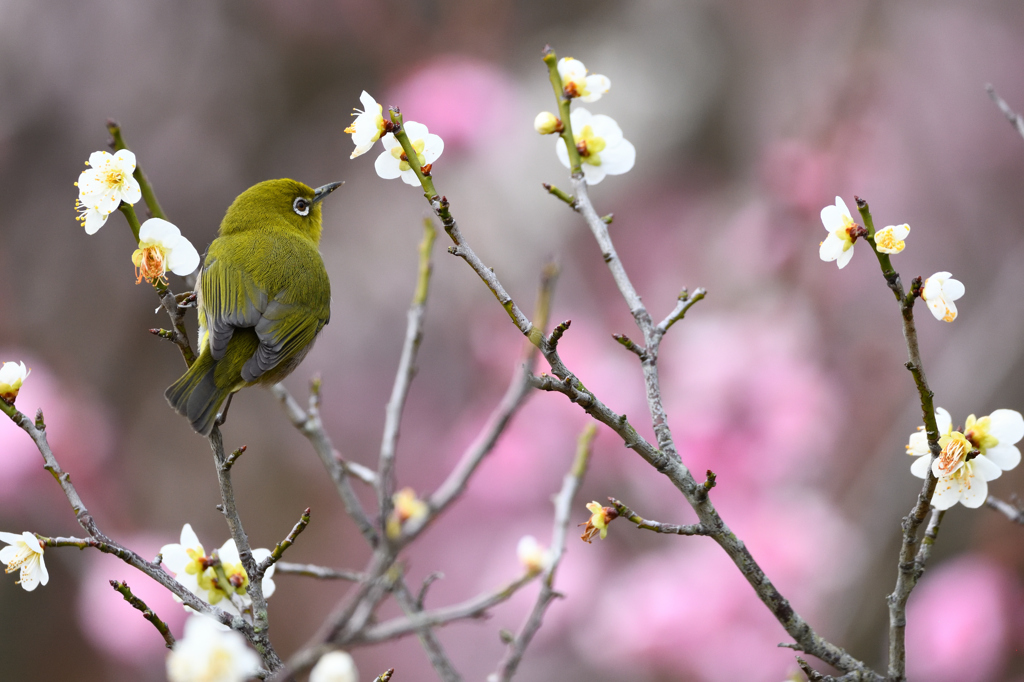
xmin=517 ymin=535 xmax=551 ymax=574
xmin=819 ymin=197 xmax=861 ymax=269
xmin=345 ymin=90 xmax=386 ymax=159
xmin=0 ymin=531 xmax=48 ymax=591
xmin=132 ymin=218 xmax=201 ymax=285
xmin=557 ymin=57 xmax=610 ymax=102
xmin=75 ymin=149 xmax=142 ymax=234
xmin=374 ymin=121 xmax=444 ymax=186
xmin=0 ymin=361 xmax=30 ymax=403
xmin=556 ymin=108 xmax=635 ymax=185
xmin=921 ymin=271 xmax=965 ymax=323
xmin=160 ymin=524 xmax=276 ymax=617
xmin=309 ymin=651 xmax=359 ymax=682
xmin=166 ymin=614 xmax=261 ymax=682
xmin=874 ymin=223 xmax=910 ymax=255
xmin=908 ymin=407 xmax=1023 ymax=510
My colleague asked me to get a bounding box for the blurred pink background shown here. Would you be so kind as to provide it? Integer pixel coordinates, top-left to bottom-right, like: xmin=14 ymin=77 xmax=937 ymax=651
xmin=2 ymin=1 xmax=1024 ymax=680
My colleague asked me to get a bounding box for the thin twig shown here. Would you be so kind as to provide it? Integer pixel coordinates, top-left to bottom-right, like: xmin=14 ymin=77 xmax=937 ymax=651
xmin=274 ymin=562 xmax=365 ymax=581
xmin=406 ymin=263 xmax=558 ymax=542
xmin=208 ymin=427 xmax=282 ymax=671
xmin=986 ymin=84 xmax=1024 ymax=142
xmin=393 ymin=578 xmax=463 ymax=682
xmin=491 ymin=424 xmax=595 ymax=682
xmin=271 ymin=382 xmax=379 ymax=545
xmin=610 ymin=498 xmax=711 ymax=536
xmin=109 ymin=580 xmax=176 ymax=649
xmin=1 ymin=406 xmax=239 ymax=631
xmin=350 ymin=571 xmax=538 ymax=645
xmin=986 ymin=494 xmax=1024 ymax=524
xmin=379 ymin=218 xmax=437 ymax=536
xmin=857 ymin=198 xmax=941 ymax=682
xmin=256 ymin=508 xmax=311 ymax=579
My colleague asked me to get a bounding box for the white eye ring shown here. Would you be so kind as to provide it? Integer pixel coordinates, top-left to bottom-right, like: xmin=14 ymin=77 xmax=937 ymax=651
xmin=293 ymin=197 xmax=311 ymax=216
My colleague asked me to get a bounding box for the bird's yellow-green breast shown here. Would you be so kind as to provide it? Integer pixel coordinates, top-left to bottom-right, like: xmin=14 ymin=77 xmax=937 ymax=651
xmin=165 ymin=178 xmax=341 ymax=436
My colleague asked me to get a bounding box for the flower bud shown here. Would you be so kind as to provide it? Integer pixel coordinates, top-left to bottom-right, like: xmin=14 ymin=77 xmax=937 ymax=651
xmin=534 ymin=111 xmax=563 ymax=135
xmin=0 ymin=362 xmax=30 ymax=404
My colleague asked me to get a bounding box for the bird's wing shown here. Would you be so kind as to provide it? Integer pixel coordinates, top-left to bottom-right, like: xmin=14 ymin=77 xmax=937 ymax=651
xmin=200 ymin=254 xmax=268 ymax=361
xmin=200 ymin=253 xmax=329 ymax=383
xmin=242 ymin=292 xmax=327 ymax=382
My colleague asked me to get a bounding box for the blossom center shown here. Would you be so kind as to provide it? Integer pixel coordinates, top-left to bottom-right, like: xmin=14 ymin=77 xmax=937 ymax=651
xmin=833 ymin=215 xmax=857 ymax=251
xmin=936 ymin=432 xmax=970 ymax=476
xmin=3 ymin=546 xmax=38 ymax=585
xmin=875 ymin=230 xmax=904 ymax=253
xmin=102 ymin=166 xmax=127 ymax=191
xmin=390 ymin=139 xmax=426 ymax=171
xmin=574 ymin=125 xmax=606 ymax=166
xmin=132 ymin=244 xmax=169 ymax=284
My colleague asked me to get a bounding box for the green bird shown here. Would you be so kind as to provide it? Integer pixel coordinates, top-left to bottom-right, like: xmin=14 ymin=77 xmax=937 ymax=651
xmin=165 ymin=178 xmax=341 ymax=436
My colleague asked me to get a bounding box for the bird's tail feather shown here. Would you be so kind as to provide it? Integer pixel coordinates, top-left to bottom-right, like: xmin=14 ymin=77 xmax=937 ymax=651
xmin=165 ymin=353 xmax=231 ymax=437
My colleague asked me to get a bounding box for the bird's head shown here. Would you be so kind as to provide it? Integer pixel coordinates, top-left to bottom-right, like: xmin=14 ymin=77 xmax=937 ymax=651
xmin=220 ymin=178 xmax=343 ymax=243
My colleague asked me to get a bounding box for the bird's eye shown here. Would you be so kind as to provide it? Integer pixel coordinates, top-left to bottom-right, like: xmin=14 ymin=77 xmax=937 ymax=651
xmin=293 ymin=197 xmax=311 ymax=216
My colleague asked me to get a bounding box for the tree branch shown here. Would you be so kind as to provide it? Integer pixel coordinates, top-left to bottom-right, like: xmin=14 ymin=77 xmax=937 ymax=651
xmin=208 ymin=427 xmax=282 ymax=671
xmin=491 ymin=424 xmax=595 ymax=681
xmin=986 ymin=84 xmax=1024 ymax=142
xmin=610 ymin=498 xmax=711 ymax=536
xmin=271 ymin=381 xmax=379 ymax=546
xmin=986 ymin=494 xmax=1024 ymax=524
xmin=110 ymin=580 xmax=176 ymax=649
xmin=393 ymin=578 xmax=463 ymax=682
xmin=379 ymin=218 xmax=437 ymax=532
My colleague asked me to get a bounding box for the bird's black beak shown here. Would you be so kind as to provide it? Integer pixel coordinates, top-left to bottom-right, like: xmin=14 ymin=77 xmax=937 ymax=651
xmin=312 ymin=181 xmax=344 ymax=205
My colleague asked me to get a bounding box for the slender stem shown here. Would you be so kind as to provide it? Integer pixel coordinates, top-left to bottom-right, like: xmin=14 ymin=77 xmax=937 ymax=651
xmin=378 ymin=218 xmax=437 ymax=537
xmin=2 ymin=405 xmax=239 ymax=629
xmin=986 ymin=495 xmax=1024 ymax=524
xmin=388 ymin=109 xmax=439 ymax=199
xmin=986 ymin=84 xmax=1024 ymax=142
xmin=350 ymin=571 xmax=538 ymax=644
xmin=408 ymin=264 xmax=558 ymax=542
xmin=107 ymin=119 xmax=168 ymax=221
xmin=541 ymin=47 xmax=581 ymax=173
xmin=610 ymin=498 xmax=711 ymax=536
xmin=110 ymin=580 xmax=176 ymax=649
xmin=271 ymin=382 xmax=379 ymax=545
xmin=393 ymin=578 xmax=462 ymax=682
xmin=257 ymin=508 xmax=311 ymax=579
xmin=492 ymin=424 xmax=594 ymax=681
xmin=274 ymin=562 xmax=365 ymax=581
xmin=856 ymin=197 xmax=941 ymax=682
xmin=208 ymin=427 xmax=282 ymax=671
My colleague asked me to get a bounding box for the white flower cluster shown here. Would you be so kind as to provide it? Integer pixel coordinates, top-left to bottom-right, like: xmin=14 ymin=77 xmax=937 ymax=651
xmin=74 ymin=149 xmax=199 ymax=283
xmin=907 ymin=408 xmax=1022 ymax=509
xmin=345 ymin=90 xmax=444 ymax=186
xmin=536 ymin=57 xmax=635 ymax=185
xmin=818 ymin=196 xmax=964 ymax=322
xmin=159 ymin=524 xmax=276 ymax=618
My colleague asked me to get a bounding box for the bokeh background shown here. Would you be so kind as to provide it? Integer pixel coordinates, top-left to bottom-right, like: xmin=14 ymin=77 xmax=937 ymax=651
xmin=1 ymin=1 xmax=1024 ymax=680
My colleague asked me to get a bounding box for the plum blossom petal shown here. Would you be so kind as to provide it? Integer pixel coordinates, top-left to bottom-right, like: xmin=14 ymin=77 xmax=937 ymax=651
xmin=517 ymin=535 xmax=550 ymax=574
xmin=555 ymin=108 xmax=635 ymax=185
xmin=874 ymin=223 xmax=910 ymax=254
xmin=819 ymin=197 xmax=859 ymax=269
xmin=75 ymin=149 xmax=142 ymax=233
xmin=131 ymin=219 xmax=200 ymax=285
xmin=557 ymin=57 xmax=610 ymax=102
xmin=166 ymin=615 xmax=260 ymax=682
xmin=921 ymin=272 xmax=964 ymax=322
xmin=0 ymin=531 xmax=48 ymax=591
xmin=310 ymin=651 xmax=358 ymax=682
xmin=345 ymin=91 xmax=386 ymax=159
xmin=374 ymin=121 xmax=444 ymax=186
